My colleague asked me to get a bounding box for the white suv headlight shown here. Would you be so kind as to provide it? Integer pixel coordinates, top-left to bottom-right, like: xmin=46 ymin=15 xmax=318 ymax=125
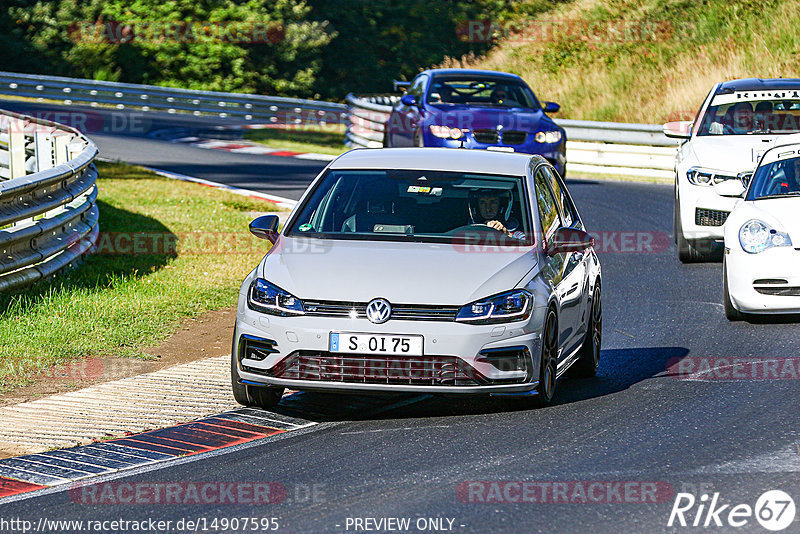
xmin=738 ymin=220 xmax=793 ymax=254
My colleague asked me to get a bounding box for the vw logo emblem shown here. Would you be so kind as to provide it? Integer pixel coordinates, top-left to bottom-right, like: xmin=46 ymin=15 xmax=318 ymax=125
xmin=366 ymin=298 xmax=392 ymax=324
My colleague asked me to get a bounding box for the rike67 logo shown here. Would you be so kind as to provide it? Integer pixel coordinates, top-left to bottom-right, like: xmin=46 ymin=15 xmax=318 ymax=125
xmin=668 ymin=490 xmax=796 ymax=531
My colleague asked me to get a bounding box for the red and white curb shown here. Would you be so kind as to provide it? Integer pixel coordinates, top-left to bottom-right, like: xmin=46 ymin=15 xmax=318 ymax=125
xmin=172 ymin=137 xmax=339 ymax=162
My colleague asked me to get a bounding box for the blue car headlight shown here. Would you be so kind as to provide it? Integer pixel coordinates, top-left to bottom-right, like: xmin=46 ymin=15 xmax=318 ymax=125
xmin=248 ymin=278 xmax=305 ymax=316
xmin=456 ymin=290 xmax=533 ymax=324
xmin=739 ymin=220 xmax=793 ymax=254
xmin=534 ymin=131 xmax=562 ymax=143
xmin=430 ymin=125 xmax=465 ymax=140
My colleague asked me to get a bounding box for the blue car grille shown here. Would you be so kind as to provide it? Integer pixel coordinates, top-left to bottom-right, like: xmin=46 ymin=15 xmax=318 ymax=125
xmin=473 ymin=129 xmax=499 ymax=144
xmin=501 ymin=131 xmax=527 ymax=145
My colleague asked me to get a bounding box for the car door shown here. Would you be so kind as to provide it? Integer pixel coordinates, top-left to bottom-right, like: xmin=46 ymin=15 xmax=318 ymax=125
xmin=542 ymin=166 xmax=589 ymax=349
xmin=391 ymin=74 xmax=427 ymax=146
xmin=532 ymin=167 xmax=572 ymax=361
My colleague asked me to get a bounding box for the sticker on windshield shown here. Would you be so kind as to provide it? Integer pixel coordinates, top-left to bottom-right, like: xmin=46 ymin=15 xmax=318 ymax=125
xmin=298 ymin=223 xmax=313 ymax=232
xmin=407 ymin=185 xmax=442 ymax=196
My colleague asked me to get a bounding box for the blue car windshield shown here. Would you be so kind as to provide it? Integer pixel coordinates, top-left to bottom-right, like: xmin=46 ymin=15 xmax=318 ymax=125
xmin=427 ymin=78 xmax=540 ymax=110
xmin=286 ymin=169 xmax=533 ymax=246
xmin=747 ymin=156 xmax=800 ymax=200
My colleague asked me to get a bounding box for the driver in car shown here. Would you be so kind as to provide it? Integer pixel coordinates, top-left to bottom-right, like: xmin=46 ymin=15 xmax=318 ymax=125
xmin=469 ymin=189 xmax=526 ymax=240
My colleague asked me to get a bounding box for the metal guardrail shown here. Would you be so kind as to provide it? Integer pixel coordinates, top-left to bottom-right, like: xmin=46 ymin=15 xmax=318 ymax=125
xmin=0 ymin=108 xmax=99 ymax=292
xmin=0 ymin=71 xmax=348 ymax=125
xmin=345 ymin=94 xmax=679 ymax=179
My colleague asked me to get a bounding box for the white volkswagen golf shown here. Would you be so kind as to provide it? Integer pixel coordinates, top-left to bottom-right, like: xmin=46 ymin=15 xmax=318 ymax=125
xmin=723 ymin=140 xmax=800 ymax=320
xmin=665 ymin=78 xmax=800 ymax=263
xmin=231 ymin=148 xmax=601 ymax=409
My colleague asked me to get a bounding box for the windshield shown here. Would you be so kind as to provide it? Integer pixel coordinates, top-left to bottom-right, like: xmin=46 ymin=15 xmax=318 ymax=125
xmin=426 ymin=78 xmax=540 ymax=109
xmin=747 ymin=154 xmax=800 ymax=200
xmin=697 ymin=98 xmax=800 ymax=136
xmin=287 ymin=169 xmax=533 ymax=246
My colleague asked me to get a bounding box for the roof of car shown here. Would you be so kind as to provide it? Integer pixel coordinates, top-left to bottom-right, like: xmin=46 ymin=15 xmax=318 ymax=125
xmin=717 ymin=78 xmax=800 ymax=93
xmin=420 ymin=68 xmax=523 ymax=81
xmin=329 ymin=148 xmax=537 ymax=176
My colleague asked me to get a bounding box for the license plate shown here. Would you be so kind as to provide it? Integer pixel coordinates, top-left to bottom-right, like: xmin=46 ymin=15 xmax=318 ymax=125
xmin=330 ymin=333 xmax=424 ymax=356
xmin=486 ymin=146 xmax=515 ymax=153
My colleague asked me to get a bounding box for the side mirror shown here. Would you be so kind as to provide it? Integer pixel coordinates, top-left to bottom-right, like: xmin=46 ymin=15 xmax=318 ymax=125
xmin=400 ymin=94 xmax=418 ymax=107
xmin=737 ymin=171 xmax=754 ymax=187
xmin=542 ymin=102 xmax=560 ymax=113
xmin=715 ymin=179 xmax=746 ymax=198
xmin=249 ymin=214 xmax=280 ymax=243
xmin=546 ymin=227 xmax=594 ymax=255
xmin=663 ymin=120 xmax=692 ymax=139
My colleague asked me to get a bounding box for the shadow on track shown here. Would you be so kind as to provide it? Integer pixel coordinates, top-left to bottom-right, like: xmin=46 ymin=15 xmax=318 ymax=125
xmin=268 ymin=345 xmax=689 ymax=422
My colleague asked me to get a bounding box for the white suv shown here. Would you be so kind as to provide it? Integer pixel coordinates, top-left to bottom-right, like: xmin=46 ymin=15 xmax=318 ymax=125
xmin=665 ymin=78 xmax=800 ymax=262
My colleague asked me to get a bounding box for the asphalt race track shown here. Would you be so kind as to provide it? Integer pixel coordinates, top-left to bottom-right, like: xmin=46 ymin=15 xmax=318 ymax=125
xmin=2 ymin=100 xmax=800 ymax=533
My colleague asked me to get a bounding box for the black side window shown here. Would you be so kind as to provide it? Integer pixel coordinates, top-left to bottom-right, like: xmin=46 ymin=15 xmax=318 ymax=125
xmin=408 ymin=75 xmax=427 ymax=98
xmin=542 ymin=166 xmax=578 ymax=228
xmin=534 ymin=169 xmax=562 ymax=241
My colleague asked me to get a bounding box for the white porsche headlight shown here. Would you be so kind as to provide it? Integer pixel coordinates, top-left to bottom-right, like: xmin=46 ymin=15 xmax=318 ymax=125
xmin=738 ymin=220 xmax=793 ymax=254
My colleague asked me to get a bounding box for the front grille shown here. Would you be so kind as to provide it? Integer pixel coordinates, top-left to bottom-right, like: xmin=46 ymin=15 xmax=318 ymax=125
xmin=754 ymin=286 xmax=800 ymax=296
xmin=473 ymin=129 xmax=499 ymax=144
xmin=269 ymin=352 xmax=483 ymax=386
xmin=501 ymin=131 xmax=527 ymax=145
xmin=302 ymin=300 xmax=459 ymax=321
xmin=695 ymin=208 xmax=730 ymax=227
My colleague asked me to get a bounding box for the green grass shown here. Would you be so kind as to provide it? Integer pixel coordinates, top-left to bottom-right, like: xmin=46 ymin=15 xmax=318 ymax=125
xmin=0 ymin=161 xmax=283 ymax=391
xmin=443 ymin=0 xmax=800 ymax=123
xmin=243 ymin=123 xmax=347 ymax=155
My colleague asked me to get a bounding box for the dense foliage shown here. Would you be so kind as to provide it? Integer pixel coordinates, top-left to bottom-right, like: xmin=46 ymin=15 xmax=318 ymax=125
xmin=0 ymin=0 xmax=533 ymax=99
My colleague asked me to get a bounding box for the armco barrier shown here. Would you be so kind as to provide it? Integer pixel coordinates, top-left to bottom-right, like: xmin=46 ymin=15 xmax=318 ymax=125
xmin=0 ymin=71 xmax=347 ymax=126
xmin=345 ymin=94 xmax=680 ymax=179
xmin=0 ymin=108 xmax=99 ymax=292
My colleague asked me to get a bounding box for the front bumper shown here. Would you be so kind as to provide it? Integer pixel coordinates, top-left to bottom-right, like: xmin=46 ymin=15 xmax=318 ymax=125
xmin=678 ymin=181 xmax=739 ymax=242
xmin=234 ymin=296 xmax=545 ymax=394
xmin=726 ymin=246 xmax=800 ymax=313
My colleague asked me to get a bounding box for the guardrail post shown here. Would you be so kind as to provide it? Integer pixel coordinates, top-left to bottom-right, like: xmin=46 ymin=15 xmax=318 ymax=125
xmin=8 ymin=124 xmax=25 ymax=179
xmin=34 ymin=131 xmax=55 ymax=171
xmin=53 ymin=134 xmax=71 ymax=165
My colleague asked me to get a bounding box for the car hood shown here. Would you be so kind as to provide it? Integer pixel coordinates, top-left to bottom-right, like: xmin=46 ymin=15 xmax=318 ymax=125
xmin=688 ymin=135 xmax=782 ymax=173
xmin=729 ymin=198 xmax=800 ymax=244
xmin=427 ymin=105 xmax=556 ymax=132
xmin=258 ymin=237 xmax=537 ymax=305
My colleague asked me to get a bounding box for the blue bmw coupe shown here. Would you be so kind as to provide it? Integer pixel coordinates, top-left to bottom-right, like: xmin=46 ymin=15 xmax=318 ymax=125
xmin=384 ymin=68 xmax=567 ymax=177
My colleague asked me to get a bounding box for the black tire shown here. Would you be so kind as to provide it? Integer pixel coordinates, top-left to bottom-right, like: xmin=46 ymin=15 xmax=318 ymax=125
xmin=569 ymin=284 xmax=602 ymax=378
xmin=676 ymin=203 xmax=710 ymax=263
xmin=506 ymin=308 xmax=558 ymax=409
xmin=723 ymin=257 xmax=744 ymax=321
xmin=230 ymin=345 xmax=284 ymax=409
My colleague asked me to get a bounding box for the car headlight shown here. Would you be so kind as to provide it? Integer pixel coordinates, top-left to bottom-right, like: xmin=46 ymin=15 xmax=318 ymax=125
xmin=534 ymin=131 xmax=562 ymax=143
xmin=429 ymin=125 xmax=464 ymax=139
xmin=248 ymin=278 xmax=305 ymax=316
xmin=456 ymin=290 xmax=533 ymax=324
xmin=686 ymin=167 xmax=713 ymax=185
xmin=738 ymin=220 xmax=793 ymax=254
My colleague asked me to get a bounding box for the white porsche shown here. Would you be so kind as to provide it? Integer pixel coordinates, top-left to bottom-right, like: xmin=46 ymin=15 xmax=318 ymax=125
xmin=664 ymin=78 xmax=800 ymax=263
xmin=723 ymin=139 xmax=800 ymax=320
